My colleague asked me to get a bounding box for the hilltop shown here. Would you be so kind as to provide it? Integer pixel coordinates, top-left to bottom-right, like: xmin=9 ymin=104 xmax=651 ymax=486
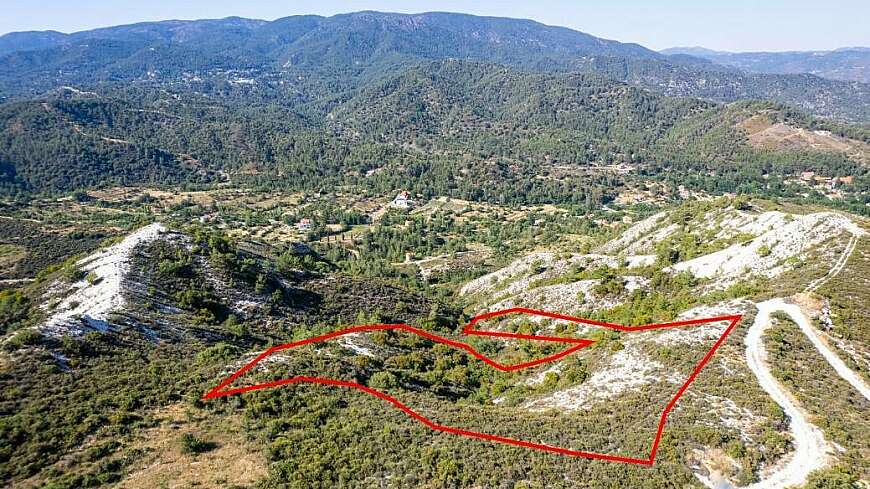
xmin=1 ymin=194 xmax=868 ymax=487
xmin=0 ymin=12 xmax=868 ymax=121
xmin=662 ymin=46 xmax=870 ymax=84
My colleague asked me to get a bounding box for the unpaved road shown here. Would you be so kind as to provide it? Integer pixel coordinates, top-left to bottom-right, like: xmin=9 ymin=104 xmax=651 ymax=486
xmin=804 ymin=233 xmax=859 ymax=293
xmin=707 ymin=228 xmax=868 ymax=489
xmin=741 ymin=300 xmax=834 ymax=489
xmin=766 ymin=300 xmax=870 ymax=401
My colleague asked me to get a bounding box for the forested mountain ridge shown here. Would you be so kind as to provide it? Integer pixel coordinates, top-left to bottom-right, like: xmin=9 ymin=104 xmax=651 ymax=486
xmin=1 ymin=60 xmax=866 ymax=212
xmin=0 ymin=95 xmax=212 ymax=194
xmin=329 ymin=61 xmax=711 ymax=157
xmin=662 ymin=46 xmax=870 ymax=84
xmin=0 ymin=12 xmax=658 ymax=61
xmin=0 ymin=11 xmax=868 ymax=121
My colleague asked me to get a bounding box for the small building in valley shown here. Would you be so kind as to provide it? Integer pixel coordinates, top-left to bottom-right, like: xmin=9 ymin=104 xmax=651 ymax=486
xmin=389 ymin=191 xmax=413 ymax=209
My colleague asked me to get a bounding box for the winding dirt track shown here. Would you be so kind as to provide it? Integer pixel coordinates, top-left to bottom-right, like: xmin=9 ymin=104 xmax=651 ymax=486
xmin=735 ymin=231 xmax=868 ymax=489
xmin=742 ymin=300 xmax=833 ymax=489
xmin=804 ymin=233 xmax=859 ymax=293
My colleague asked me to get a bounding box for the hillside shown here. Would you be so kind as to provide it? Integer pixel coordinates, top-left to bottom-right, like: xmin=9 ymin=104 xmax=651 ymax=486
xmin=0 ymin=12 xmax=868 ymax=121
xmin=2 ymin=197 xmax=868 ymax=488
xmin=0 ymin=94 xmax=214 ymax=194
xmin=1 ymin=62 xmax=866 ymax=213
xmin=662 ymin=47 xmax=870 ymax=84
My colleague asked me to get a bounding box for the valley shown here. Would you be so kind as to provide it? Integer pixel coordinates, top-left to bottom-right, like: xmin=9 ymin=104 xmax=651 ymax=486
xmin=0 ymin=7 xmax=868 ymax=489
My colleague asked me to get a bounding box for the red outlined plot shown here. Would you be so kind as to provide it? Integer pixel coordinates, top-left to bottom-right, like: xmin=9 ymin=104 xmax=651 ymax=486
xmin=204 ymin=307 xmax=742 ymax=465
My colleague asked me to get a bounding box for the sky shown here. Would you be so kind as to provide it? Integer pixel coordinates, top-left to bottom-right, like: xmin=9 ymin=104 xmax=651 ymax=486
xmin=2 ymin=0 xmax=868 ymax=52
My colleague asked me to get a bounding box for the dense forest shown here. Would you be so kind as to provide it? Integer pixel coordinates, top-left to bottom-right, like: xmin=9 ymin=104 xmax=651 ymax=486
xmin=1 ymin=59 xmax=867 ymax=212
xmin=1 ymin=12 xmax=868 ymax=120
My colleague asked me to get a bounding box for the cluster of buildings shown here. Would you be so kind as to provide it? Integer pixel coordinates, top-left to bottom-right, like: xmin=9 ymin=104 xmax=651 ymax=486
xmin=294 ymin=190 xmax=414 ymax=233
xmin=799 ymin=172 xmax=854 ymax=189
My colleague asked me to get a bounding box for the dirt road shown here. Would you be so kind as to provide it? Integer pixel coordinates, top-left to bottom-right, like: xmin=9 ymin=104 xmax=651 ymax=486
xmin=741 ymin=300 xmax=833 ymax=489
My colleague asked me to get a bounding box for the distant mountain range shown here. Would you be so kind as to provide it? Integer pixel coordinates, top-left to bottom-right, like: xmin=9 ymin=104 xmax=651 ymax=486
xmin=0 ymin=11 xmax=867 ymax=121
xmin=661 ymin=46 xmax=870 ymax=84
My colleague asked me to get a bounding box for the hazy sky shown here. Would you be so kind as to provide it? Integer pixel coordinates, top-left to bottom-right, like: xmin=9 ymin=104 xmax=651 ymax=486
xmin=2 ymin=0 xmax=868 ymax=52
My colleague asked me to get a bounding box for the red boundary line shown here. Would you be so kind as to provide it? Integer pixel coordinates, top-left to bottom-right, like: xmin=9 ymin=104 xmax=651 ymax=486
xmin=204 ymin=307 xmax=742 ymax=465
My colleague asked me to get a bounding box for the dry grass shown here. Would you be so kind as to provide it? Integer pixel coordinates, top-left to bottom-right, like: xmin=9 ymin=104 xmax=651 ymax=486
xmin=117 ymin=404 xmax=267 ymax=489
xmin=738 ymin=115 xmax=869 ymax=163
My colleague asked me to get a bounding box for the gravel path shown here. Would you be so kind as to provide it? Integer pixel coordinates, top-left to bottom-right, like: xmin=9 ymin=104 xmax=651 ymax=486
xmin=804 ymin=233 xmax=858 ymax=292
xmin=741 ymin=300 xmax=834 ymax=489
xmin=702 ymin=228 xmax=867 ymax=489
xmin=727 ymin=231 xmax=868 ymax=489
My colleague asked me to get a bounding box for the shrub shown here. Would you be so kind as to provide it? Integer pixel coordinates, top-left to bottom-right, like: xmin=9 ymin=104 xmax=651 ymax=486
xmin=732 ymin=195 xmax=752 ymax=211
xmin=157 ymin=258 xmax=191 ymax=278
xmin=6 ymin=329 xmax=42 ymax=350
xmin=71 ymin=190 xmax=91 ymax=203
xmin=196 ymin=343 xmax=240 ymax=364
xmin=85 ymin=271 xmax=101 ymax=285
xmin=803 ymin=466 xmax=859 ymax=489
xmin=0 ymin=290 xmax=30 ymax=334
xmin=592 ymin=270 xmax=625 ymax=297
xmin=179 ymin=433 xmax=216 ymax=455
xmin=62 ymin=265 xmax=86 ymax=282
xmin=222 ymin=315 xmax=248 ymax=338
xmin=368 ymin=371 xmax=398 ymax=389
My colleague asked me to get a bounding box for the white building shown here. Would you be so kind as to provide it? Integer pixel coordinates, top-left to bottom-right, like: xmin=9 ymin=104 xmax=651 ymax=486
xmin=389 ymin=191 xmax=413 ymax=209
xmin=296 ymin=218 xmax=311 ymax=231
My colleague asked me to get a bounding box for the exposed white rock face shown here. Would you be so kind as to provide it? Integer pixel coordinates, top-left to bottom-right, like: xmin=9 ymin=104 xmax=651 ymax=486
xmin=597 ymin=211 xmax=668 ymax=254
xmin=713 ymin=210 xmax=793 ymax=237
xmin=522 ymin=343 xmax=678 ymax=412
xmin=668 ymin=212 xmax=864 ymax=288
xmin=40 ymin=223 xmax=166 ymax=337
xmin=486 ymin=275 xmax=651 ymax=316
xmin=338 ymin=333 xmax=377 ymax=358
xmin=459 ymin=252 xmax=562 ymax=297
xmin=460 ymin=250 xmax=654 ymax=304
xmin=624 ymin=254 xmax=656 ymax=268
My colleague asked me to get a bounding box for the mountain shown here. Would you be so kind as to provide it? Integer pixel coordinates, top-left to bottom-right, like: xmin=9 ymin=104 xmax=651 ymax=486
xmin=0 ymin=91 xmax=215 ymax=194
xmin=662 ymin=46 xmax=870 ymax=84
xmin=0 ymin=12 xmax=659 ymax=61
xmin=3 ymin=60 xmax=865 ymax=202
xmin=660 ymin=46 xmax=722 ymax=58
xmin=0 ymin=12 xmax=868 ymax=121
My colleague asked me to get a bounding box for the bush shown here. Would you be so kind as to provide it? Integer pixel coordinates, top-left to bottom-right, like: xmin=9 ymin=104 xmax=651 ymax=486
xmin=0 ymin=290 xmax=30 ymax=334
xmin=175 ymin=288 xmax=224 ymax=324
xmin=732 ymin=195 xmax=752 ymax=211
xmin=85 ymin=271 xmax=101 ymax=285
xmin=6 ymin=329 xmax=42 ymax=350
xmin=71 ymin=190 xmax=91 ymax=203
xmin=62 ymin=265 xmax=85 ymax=282
xmin=179 ymin=433 xmax=216 ymax=455
xmin=368 ymin=371 xmax=398 ymax=389
xmin=804 ymin=466 xmax=859 ymax=489
xmin=222 ymin=315 xmax=249 ymax=338
xmin=592 ymin=269 xmax=625 ymax=297
xmin=196 ymin=343 xmax=240 ymax=364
